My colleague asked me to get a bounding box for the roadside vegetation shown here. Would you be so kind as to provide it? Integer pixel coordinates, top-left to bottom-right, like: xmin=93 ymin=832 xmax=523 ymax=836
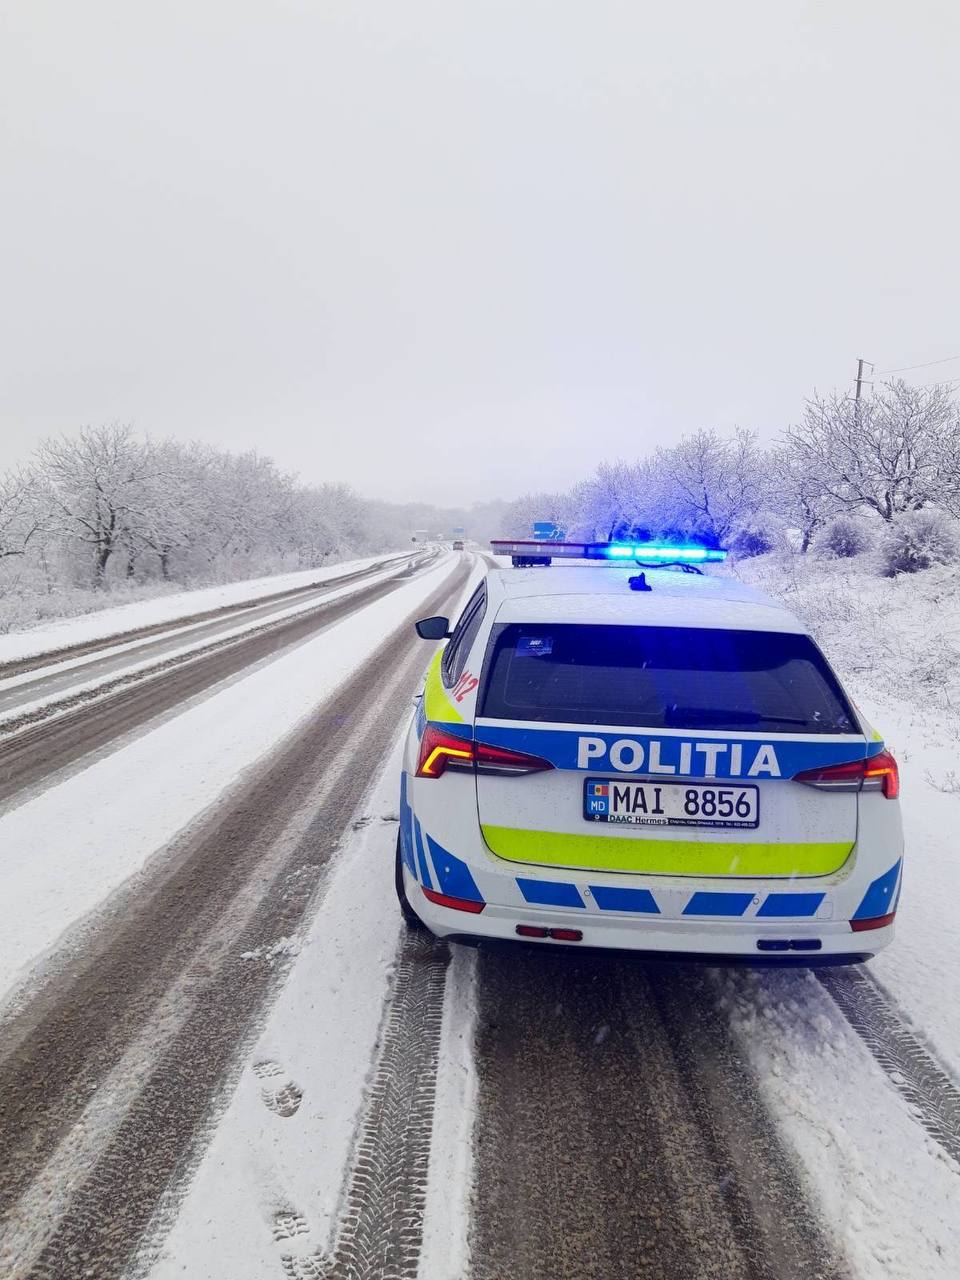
xmin=0 ymin=427 xmax=505 ymax=632
xmin=502 ymin=377 xmax=960 ymax=581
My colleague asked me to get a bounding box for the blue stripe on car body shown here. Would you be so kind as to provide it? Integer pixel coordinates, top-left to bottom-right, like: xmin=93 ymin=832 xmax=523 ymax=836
xmin=414 ymin=819 xmax=434 ymax=890
xmin=853 ymin=859 xmax=902 ymax=919
xmin=472 ymin=723 xmax=875 ymax=780
xmin=683 ymin=891 xmax=754 ymax=917
xmin=398 ymin=773 xmax=417 ymax=876
xmin=756 ymin=892 xmax=825 ymax=918
xmin=517 ymin=879 xmax=586 ymax=909
xmin=589 ymin=885 xmax=660 ymax=914
xmin=426 ymin=834 xmax=485 ymax=904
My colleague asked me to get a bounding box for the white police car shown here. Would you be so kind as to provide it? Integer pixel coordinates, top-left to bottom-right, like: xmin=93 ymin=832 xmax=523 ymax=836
xmin=396 ymin=540 xmax=903 ymax=962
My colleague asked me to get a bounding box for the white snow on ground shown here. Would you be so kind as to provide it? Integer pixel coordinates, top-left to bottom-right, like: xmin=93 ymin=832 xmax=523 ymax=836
xmin=0 ymin=557 xmax=430 ymax=730
xmin=418 ymin=944 xmax=479 ymax=1280
xmin=0 ymin=555 xmax=456 ymax=1008
xmin=714 ymin=966 xmax=960 ymax=1279
xmin=738 ymin=555 xmax=960 ymax=1075
xmin=0 ymin=552 xmax=411 ymax=666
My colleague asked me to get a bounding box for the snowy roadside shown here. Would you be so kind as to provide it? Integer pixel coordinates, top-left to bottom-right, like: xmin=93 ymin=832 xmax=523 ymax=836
xmin=0 ymin=555 xmax=461 ymax=1010
xmin=737 ymin=555 xmax=960 ymax=1075
xmin=0 ymin=556 xmax=429 ymax=731
xmin=0 ymin=552 xmax=411 ymax=667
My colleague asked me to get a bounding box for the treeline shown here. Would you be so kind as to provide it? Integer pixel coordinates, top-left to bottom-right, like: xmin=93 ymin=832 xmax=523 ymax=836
xmin=502 ymin=379 xmax=960 ymax=572
xmin=0 ymin=425 xmax=507 ymax=601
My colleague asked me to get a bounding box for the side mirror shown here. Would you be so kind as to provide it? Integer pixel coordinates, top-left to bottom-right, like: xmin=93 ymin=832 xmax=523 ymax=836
xmin=415 ymin=615 xmax=451 ymax=640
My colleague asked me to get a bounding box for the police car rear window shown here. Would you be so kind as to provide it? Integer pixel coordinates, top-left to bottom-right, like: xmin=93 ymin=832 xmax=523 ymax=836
xmin=479 ymin=624 xmax=857 ymax=734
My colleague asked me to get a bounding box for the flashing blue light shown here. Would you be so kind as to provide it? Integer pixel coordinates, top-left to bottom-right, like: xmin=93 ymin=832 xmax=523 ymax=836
xmin=602 ymin=543 xmax=726 ymax=563
xmin=488 ymin=538 xmax=728 ymax=566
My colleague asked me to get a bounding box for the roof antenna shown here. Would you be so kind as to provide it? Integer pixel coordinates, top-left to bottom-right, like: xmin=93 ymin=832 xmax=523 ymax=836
xmin=629 ymin=572 xmax=652 ymax=592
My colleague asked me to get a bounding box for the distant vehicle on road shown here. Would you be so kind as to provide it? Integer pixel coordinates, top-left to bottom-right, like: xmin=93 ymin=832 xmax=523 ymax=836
xmin=397 ymin=538 xmax=902 ymax=963
xmin=452 ymin=539 xmax=464 ymax=551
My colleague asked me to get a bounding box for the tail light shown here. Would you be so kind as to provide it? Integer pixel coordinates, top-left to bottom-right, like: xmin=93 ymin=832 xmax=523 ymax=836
xmin=416 ymin=724 xmax=553 ymax=779
xmin=422 ymin=886 xmax=485 ymax=914
xmin=850 ymin=911 xmax=896 ymax=933
xmin=793 ymin=749 xmax=899 ymax=799
xmin=415 ymin=725 xmax=475 ymax=778
xmin=864 ymin=750 xmax=900 ymax=799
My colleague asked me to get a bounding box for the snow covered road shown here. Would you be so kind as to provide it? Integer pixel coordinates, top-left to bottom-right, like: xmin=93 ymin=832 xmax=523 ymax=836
xmin=0 ymin=550 xmax=473 ymax=1278
xmin=0 ymin=552 xmax=420 ymax=721
xmin=0 ymin=551 xmax=438 ymax=806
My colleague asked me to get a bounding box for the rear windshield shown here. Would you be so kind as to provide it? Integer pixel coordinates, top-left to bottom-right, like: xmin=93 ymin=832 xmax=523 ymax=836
xmin=479 ymin=624 xmax=857 ymax=734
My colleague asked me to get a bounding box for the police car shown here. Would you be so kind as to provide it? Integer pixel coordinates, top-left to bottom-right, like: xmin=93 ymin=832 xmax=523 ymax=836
xmin=396 ymin=539 xmax=903 ymax=962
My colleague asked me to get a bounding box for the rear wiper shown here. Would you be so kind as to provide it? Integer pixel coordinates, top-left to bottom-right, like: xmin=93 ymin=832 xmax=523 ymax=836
xmin=665 ymin=707 xmax=810 ymax=727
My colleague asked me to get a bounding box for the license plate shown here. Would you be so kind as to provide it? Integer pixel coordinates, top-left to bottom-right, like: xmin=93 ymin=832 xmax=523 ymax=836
xmin=583 ymin=778 xmax=759 ymax=829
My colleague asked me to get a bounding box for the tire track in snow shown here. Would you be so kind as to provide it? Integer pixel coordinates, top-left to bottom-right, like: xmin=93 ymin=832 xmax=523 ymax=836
xmin=0 ymin=554 xmax=414 ymax=680
xmin=817 ymin=968 xmax=960 ymax=1168
xmin=471 ymin=951 xmax=848 ymax=1280
xmin=0 ymin=554 xmax=436 ymax=806
xmin=269 ymin=932 xmax=450 ymax=1280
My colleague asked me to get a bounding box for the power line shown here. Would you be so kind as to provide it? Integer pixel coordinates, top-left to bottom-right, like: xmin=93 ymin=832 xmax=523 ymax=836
xmin=874 ymin=353 xmax=960 ymax=375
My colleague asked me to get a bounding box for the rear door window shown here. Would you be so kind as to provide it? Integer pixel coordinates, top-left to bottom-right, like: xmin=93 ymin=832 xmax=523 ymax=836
xmin=442 ymin=585 xmax=486 ymax=688
xmin=479 ymin=623 xmax=857 ymax=734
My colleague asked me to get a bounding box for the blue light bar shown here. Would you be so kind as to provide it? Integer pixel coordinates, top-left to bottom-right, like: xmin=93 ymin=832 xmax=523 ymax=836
xmin=602 ymin=543 xmax=726 ymax=562
xmin=490 ymin=539 xmax=727 ymax=564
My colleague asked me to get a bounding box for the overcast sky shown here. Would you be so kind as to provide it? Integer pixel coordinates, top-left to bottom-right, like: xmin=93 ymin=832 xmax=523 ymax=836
xmin=2 ymin=2 xmax=959 ymax=505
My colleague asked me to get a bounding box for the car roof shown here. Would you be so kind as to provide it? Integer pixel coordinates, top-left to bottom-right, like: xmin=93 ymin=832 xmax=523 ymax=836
xmin=483 ymin=563 xmax=806 ymax=634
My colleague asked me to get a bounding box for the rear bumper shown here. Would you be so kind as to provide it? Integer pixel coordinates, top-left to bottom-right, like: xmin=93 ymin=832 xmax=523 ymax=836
xmin=405 ymin=865 xmax=893 ymax=962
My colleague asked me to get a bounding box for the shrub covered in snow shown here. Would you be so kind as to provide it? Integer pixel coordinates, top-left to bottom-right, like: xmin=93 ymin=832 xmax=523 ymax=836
xmin=815 ymin=515 xmax=875 ymax=559
xmin=728 ymin=517 xmax=784 ymax=560
xmin=880 ymin=510 xmax=960 ymax=576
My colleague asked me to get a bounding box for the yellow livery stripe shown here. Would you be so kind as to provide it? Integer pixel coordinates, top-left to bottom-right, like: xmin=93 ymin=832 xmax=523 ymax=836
xmin=422 ymin=650 xmax=465 ymax=724
xmin=481 ymin=825 xmax=853 ymax=878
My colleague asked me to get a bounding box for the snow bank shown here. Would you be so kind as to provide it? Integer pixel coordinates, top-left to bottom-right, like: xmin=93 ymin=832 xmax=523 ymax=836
xmin=0 ymin=553 xmax=410 ymax=666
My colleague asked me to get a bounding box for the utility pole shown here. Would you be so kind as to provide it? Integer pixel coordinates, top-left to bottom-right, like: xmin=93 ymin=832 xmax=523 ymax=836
xmin=855 ymin=357 xmax=873 ymax=403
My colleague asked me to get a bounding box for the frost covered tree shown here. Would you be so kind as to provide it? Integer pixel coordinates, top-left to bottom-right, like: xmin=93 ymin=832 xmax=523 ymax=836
xmin=500 ymin=490 xmax=572 ymax=539
xmin=36 ymin=425 xmax=155 ymax=584
xmin=0 ymin=468 xmax=49 ymax=560
xmin=654 ymin=427 xmax=765 ymax=545
xmin=767 ymin=444 xmax=838 ymax=552
xmin=566 ymin=461 xmax=663 ymax=541
xmin=128 ymin=440 xmax=211 ymax=579
xmin=784 ymin=380 xmax=960 ymax=522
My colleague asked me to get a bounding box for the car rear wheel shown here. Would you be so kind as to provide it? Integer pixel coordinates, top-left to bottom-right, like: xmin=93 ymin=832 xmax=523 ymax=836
xmin=395 ymin=834 xmax=426 ymax=930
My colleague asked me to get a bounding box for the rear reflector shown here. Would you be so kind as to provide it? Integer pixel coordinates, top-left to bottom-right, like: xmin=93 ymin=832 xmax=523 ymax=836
xmin=415 ymin=724 xmax=553 ymax=779
xmin=757 ymin=938 xmax=823 ymax=952
xmin=793 ymin=749 xmax=899 ymax=799
xmin=850 ymin=912 xmax=896 ymax=933
xmin=421 ymin=887 xmax=485 ymax=914
xmin=515 ymin=925 xmax=584 ymax=942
